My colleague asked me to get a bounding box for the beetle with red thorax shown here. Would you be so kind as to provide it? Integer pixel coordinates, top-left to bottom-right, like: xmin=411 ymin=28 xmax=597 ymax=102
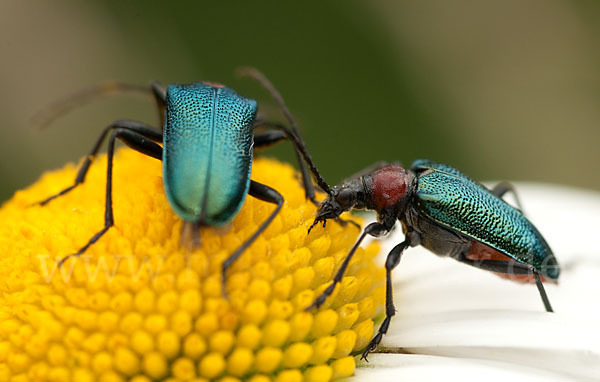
xmin=307 ymin=159 xmax=559 ymax=360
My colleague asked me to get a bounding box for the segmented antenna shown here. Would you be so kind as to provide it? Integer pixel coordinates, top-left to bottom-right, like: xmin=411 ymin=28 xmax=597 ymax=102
xmin=236 ymin=67 xmax=332 ymax=194
xmin=31 ymin=81 xmax=151 ymax=130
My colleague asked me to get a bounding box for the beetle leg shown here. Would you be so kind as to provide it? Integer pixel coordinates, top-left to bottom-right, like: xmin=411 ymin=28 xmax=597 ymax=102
xmin=57 ymin=126 xmax=163 ymax=267
xmin=361 ymin=239 xmax=410 ymax=361
xmin=253 ymin=130 xmax=358 ymax=227
xmin=221 ymin=181 xmax=284 ymax=297
xmin=37 ymin=120 xmax=162 ymax=206
xmin=333 ymin=218 xmax=362 ymax=231
xmin=533 ymin=272 xmax=553 ymax=313
xmin=491 ymin=181 xmax=525 ymax=213
xmin=253 ymin=130 xmax=287 ymax=148
xmin=456 ymin=256 xmax=554 ymax=313
xmin=240 ymin=67 xmax=331 ymax=198
xmin=306 ymin=222 xmax=389 ymax=311
xmin=237 ymin=68 xmax=304 ymax=145
xmin=253 ymin=120 xmax=328 ymax=204
xmin=253 ymin=129 xmax=323 ymax=206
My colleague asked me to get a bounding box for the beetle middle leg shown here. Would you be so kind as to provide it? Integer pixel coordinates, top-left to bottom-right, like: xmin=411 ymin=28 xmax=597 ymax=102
xmin=361 ymin=238 xmax=410 ymax=361
xmin=54 ymin=121 xmax=163 ymax=266
xmin=221 ymin=180 xmax=283 ymax=296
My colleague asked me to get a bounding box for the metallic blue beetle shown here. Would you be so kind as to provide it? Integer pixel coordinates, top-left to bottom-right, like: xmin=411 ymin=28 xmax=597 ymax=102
xmin=38 ymin=70 xmax=330 ymax=285
xmin=163 ymin=83 xmax=257 ymax=225
xmin=307 ymin=159 xmax=559 ymax=359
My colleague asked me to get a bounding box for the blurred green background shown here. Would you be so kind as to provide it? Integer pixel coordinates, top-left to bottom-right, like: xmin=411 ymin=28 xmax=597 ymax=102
xmin=1 ymin=0 xmax=600 ymax=203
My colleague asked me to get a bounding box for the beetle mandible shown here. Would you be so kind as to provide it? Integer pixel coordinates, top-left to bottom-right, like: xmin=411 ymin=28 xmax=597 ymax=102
xmin=307 ymin=159 xmax=559 ymax=360
xmin=36 ymin=68 xmax=331 ymax=290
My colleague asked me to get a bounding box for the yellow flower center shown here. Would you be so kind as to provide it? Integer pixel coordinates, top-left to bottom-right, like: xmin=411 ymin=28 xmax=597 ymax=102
xmin=0 ymin=149 xmax=384 ymax=381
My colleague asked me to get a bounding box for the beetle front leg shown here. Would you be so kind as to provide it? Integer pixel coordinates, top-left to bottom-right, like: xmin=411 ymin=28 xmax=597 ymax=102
xmin=221 ymin=181 xmax=284 ymax=297
xmin=57 ymin=126 xmax=163 ymax=266
xmin=306 ymin=222 xmax=389 ymax=311
xmin=361 ymin=239 xmax=410 ymax=361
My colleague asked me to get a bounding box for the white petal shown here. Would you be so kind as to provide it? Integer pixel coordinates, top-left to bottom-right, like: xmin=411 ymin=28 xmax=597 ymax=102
xmin=354 ymin=353 xmax=570 ymax=382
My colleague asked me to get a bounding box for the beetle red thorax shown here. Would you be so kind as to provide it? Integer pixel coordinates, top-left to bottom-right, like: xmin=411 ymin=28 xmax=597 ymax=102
xmin=371 ymin=165 xmax=410 ymax=209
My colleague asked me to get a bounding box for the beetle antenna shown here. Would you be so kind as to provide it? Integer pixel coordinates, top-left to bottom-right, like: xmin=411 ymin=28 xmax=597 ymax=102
xmin=236 ymin=67 xmax=299 ymax=136
xmin=31 ymin=81 xmax=151 ymax=130
xmin=237 ymin=67 xmax=332 ymax=194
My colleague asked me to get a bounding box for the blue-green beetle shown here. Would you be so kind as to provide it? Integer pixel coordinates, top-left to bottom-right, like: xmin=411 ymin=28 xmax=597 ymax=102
xmin=307 ymin=159 xmax=559 ymax=360
xmin=38 ymin=69 xmax=330 ymax=286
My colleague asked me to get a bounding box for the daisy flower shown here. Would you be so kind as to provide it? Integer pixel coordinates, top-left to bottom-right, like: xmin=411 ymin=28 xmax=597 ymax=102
xmin=0 ymin=150 xmax=384 ymax=381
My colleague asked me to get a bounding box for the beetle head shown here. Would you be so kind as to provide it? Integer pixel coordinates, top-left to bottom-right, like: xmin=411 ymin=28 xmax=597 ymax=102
xmin=309 ymin=183 xmax=360 ymax=233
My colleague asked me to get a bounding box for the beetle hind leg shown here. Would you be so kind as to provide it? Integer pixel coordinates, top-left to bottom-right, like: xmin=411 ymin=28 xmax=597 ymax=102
xmin=491 ymin=181 xmax=525 ymax=213
xmin=533 ymin=271 xmax=553 ymax=313
xmin=457 ymin=256 xmax=554 ymax=312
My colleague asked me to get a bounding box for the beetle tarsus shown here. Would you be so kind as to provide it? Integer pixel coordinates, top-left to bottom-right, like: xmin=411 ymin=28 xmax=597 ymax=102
xmin=57 ymin=225 xmax=112 ymax=267
xmin=307 ymin=217 xmax=324 ymax=234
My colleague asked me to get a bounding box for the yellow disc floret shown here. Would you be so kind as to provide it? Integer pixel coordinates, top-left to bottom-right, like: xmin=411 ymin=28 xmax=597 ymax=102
xmin=0 ymin=149 xmax=384 ymax=381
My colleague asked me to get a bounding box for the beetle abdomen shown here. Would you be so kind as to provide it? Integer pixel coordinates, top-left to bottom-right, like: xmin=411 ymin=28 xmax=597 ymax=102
xmin=413 ymin=162 xmax=559 ymax=280
xmin=163 ymin=83 xmax=257 ymax=225
xmin=466 ymin=241 xmax=557 ymax=283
